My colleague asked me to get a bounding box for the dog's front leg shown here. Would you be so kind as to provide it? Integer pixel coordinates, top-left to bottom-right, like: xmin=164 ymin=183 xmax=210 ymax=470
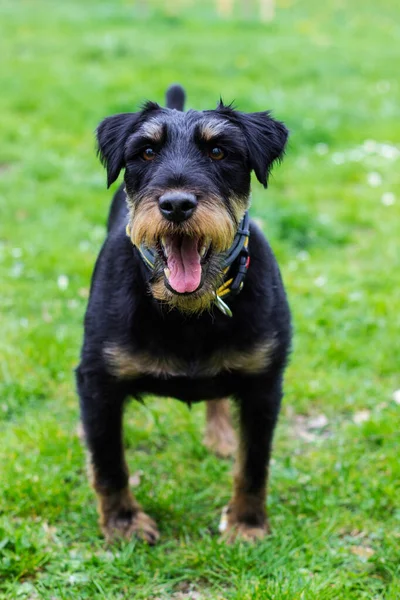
xmin=76 ymin=367 xmax=160 ymax=545
xmin=220 ymin=372 xmax=283 ymax=543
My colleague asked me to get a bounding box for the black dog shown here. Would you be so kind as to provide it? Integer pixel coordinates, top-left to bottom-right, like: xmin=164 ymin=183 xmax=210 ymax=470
xmin=76 ymin=85 xmax=291 ymax=544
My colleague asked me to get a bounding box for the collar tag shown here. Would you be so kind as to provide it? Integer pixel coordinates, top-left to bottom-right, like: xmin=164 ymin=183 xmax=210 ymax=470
xmin=215 ymin=294 xmax=233 ymax=317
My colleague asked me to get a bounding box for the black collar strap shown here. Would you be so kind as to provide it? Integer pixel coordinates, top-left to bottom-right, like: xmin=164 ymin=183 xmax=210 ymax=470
xmin=127 ymin=211 xmax=250 ymax=317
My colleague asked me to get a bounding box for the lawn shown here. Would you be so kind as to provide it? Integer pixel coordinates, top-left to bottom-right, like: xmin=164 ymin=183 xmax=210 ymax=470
xmin=1 ymin=0 xmax=400 ymax=598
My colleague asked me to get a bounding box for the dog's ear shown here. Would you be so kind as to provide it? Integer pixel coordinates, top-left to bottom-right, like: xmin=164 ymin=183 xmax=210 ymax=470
xmin=238 ymin=112 xmax=288 ymax=187
xmin=96 ymin=113 xmax=140 ymax=188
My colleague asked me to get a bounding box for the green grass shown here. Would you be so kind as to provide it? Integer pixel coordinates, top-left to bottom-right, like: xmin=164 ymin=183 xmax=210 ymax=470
xmin=1 ymin=0 xmax=400 ymax=597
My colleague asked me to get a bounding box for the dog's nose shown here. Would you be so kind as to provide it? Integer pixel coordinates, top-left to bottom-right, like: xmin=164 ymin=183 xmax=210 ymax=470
xmin=158 ymin=192 xmax=197 ymax=223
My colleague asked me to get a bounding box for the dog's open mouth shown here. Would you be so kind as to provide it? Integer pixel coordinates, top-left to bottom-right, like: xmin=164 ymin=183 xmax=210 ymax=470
xmin=156 ymin=234 xmax=212 ymax=294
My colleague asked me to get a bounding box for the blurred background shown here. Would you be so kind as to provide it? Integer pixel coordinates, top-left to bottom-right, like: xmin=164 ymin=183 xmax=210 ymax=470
xmin=0 ymin=1 xmax=399 ymax=598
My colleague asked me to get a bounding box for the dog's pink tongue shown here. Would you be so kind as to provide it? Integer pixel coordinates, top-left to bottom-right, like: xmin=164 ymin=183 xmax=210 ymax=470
xmin=166 ymin=235 xmax=202 ymax=293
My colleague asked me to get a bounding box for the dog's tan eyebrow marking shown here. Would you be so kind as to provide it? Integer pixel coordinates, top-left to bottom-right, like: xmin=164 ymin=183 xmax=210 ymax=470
xmin=198 ymin=118 xmax=228 ymax=141
xmin=141 ymin=119 xmax=164 ymax=142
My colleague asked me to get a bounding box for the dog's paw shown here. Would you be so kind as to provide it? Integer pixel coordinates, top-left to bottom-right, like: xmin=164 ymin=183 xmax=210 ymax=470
xmin=102 ymin=508 xmax=160 ymax=545
xmin=99 ymin=488 xmax=160 ymax=545
xmin=218 ymin=505 xmax=269 ymax=544
xmin=221 ymin=522 xmax=268 ymax=544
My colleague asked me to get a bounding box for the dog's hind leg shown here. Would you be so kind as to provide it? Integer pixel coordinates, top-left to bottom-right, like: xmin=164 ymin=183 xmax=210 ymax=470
xmin=220 ymin=370 xmax=283 ymax=543
xmin=203 ymin=399 xmax=237 ymax=458
xmin=76 ymin=367 xmax=160 ymax=545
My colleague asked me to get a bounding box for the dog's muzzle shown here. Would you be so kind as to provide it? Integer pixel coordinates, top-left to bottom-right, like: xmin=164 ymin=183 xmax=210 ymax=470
xmin=129 ymin=211 xmax=251 ymax=316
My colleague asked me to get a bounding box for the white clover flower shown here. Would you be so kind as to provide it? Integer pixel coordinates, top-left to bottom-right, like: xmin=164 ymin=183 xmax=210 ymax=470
xmin=349 ymin=291 xmax=363 ymax=302
xmin=314 ymin=276 xmax=327 ymax=287
xmin=381 ymin=192 xmax=395 ymax=206
xmin=296 ymin=156 xmax=309 ymax=168
xmin=353 ymin=410 xmax=370 ymax=424
xmin=297 ymin=250 xmax=309 ymax=261
xmin=363 ymin=140 xmax=378 ymax=154
xmin=315 ymin=143 xmax=329 ymax=155
xmin=308 ymin=414 xmax=329 ymax=429
xmin=67 ymin=299 xmax=79 ymax=309
xmin=57 ymin=274 xmax=69 ymax=290
xmin=367 ymin=172 xmax=382 ymax=187
xmin=348 ymin=148 xmax=365 ymax=162
xmin=11 ymin=262 xmax=24 ymax=278
xmin=379 ymin=144 xmax=400 ymax=160
xmin=332 ymin=153 xmax=345 ymax=165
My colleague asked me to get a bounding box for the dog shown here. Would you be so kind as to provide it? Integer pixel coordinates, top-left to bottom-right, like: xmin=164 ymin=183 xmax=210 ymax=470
xmin=76 ymin=84 xmax=291 ymax=544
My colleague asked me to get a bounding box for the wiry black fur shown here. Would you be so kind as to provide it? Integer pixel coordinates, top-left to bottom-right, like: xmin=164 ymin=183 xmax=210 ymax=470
xmin=212 ymin=104 xmax=288 ymax=187
xmin=77 ymin=84 xmax=292 ymax=541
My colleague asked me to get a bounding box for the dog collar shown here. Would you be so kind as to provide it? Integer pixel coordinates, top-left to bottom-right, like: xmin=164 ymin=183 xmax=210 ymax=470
xmin=126 ymin=211 xmax=250 ymax=317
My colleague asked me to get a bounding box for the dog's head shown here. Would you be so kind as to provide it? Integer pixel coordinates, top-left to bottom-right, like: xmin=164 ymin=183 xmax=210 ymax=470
xmin=97 ymin=99 xmax=288 ymax=313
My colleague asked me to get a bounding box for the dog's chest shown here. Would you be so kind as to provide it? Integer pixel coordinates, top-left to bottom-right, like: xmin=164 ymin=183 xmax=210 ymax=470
xmin=104 ymin=339 xmax=275 ymax=380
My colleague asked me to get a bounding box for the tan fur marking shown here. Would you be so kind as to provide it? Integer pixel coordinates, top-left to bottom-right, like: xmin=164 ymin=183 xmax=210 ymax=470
xmin=230 ymin=194 xmax=248 ymax=225
xmin=104 ymin=340 xmax=275 ymax=379
xmin=209 ymin=340 xmax=277 ymax=375
xmin=198 ymin=118 xmax=227 ymax=141
xmin=98 ymin=486 xmax=139 ymax=526
xmin=203 ymin=399 xmax=237 ymax=457
xmin=221 ymin=516 xmax=268 ymax=543
xmin=151 ymin=278 xmax=220 ymax=314
xmin=141 ymin=119 xmax=164 ymax=142
xmin=104 ymin=345 xmax=186 ymax=379
xmin=89 ymin=456 xmax=159 ymax=544
xmin=98 ymin=487 xmax=159 ymax=544
xmin=127 ymin=193 xmax=235 ymax=255
xmin=221 ymin=438 xmax=269 ymax=543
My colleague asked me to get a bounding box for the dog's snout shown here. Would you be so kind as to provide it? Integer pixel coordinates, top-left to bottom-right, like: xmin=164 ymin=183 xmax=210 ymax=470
xmin=158 ymin=192 xmax=197 ymax=223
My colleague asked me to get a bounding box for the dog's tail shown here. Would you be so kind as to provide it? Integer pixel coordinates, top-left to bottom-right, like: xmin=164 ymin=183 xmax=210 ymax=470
xmin=166 ymin=84 xmax=185 ymax=111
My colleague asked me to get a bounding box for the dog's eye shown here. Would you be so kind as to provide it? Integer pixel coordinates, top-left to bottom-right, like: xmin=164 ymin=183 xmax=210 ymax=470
xmin=141 ymin=147 xmax=157 ymax=161
xmin=209 ymin=147 xmax=225 ymax=160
